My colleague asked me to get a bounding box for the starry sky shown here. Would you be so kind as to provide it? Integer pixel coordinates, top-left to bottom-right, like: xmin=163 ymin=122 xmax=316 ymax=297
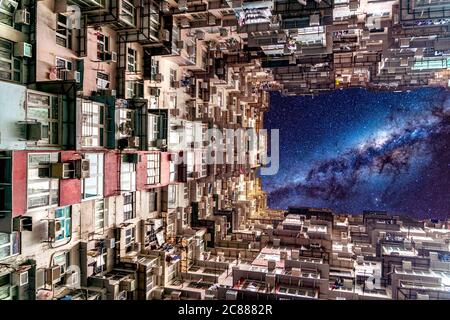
xmin=262 ymin=87 xmax=450 ymax=219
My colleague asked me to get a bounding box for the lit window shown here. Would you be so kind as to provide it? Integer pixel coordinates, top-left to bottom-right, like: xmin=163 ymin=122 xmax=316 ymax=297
xmin=0 ymin=232 xmax=19 ymax=261
xmin=26 ymin=91 xmax=59 ymax=145
xmin=121 ymin=156 xmax=136 ymax=191
xmin=96 ymin=33 xmax=109 ymax=60
xmin=168 ymin=184 xmax=176 ymax=208
xmin=56 ymin=14 xmax=72 ymax=49
xmin=0 ymin=0 xmax=17 ymax=27
xmin=96 ymin=71 xmax=110 ymax=89
xmin=147 ymin=114 xmax=159 ymax=145
xmin=27 ymin=153 xmax=59 ymax=209
xmin=94 ymin=199 xmax=105 ymax=230
xmin=54 ymin=206 xmax=71 ymax=243
xmin=81 ymin=153 xmax=104 ymax=199
xmin=55 ymin=57 xmax=73 ymax=80
xmin=124 ymin=226 xmax=135 ymax=252
xmin=146 ymin=153 xmax=160 ymax=185
xmin=123 ymin=192 xmax=135 ymax=221
xmin=81 ymin=100 xmax=105 ymax=147
xmin=120 ymin=0 xmax=135 ymax=26
xmin=0 ymin=38 xmax=21 ymax=82
xmin=127 ymin=47 xmax=136 ymax=72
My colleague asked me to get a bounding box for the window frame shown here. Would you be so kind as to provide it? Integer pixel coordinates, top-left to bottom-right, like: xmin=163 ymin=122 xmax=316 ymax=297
xmin=146 ymin=153 xmax=160 ymax=185
xmin=81 ymin=153 xmax=104 ymax=200
xmin=27 ymin=153 xmax=59 ymax=210
xmin=56 ymin=13 xmax=73 ymax=49
xmin=0 ymin=38 xmax=21 ymax=82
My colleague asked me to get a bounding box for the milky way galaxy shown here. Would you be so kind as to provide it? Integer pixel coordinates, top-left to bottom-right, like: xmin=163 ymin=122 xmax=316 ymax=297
xmin=263 ymin=88 xmax=450 ymax=219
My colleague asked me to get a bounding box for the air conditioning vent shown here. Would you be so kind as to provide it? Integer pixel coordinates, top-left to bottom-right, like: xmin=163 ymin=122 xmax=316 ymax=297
xmin=50 ymin=162 xmax=73 ymax=179
xmin=25 ymin=122 xmax=47 ymax=141
xmin=75 ymin=159 xmax=90 ymax=179
xmin=46 ymin=265 xmax=62 ymax=285
xmin=48 ymin=220 xmax=64 ymax=241
xmin=15 ymin=9 xmax=30 ymax=25
xmin=14 ymin=42 xmax=32 ymax=58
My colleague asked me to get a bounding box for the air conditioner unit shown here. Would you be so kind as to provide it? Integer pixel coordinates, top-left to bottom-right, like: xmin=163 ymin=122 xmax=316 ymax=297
xmin=120 ymin=278 xmax=136 ymax=291
xmin=156 ymin=139 xmax=167 ymax=148
xmin=26 ymin=122 xmax=47 ymax=141
xmin=402 ymin=260 xmax=412 ymax=270
xmin=13 ymin=270 xmax=29 ymax=286
xmin=128 ymin=136 xmax=140 ymax=148
xmin=104 ymin=51 xmax=117 ymax=63
xmin=356 ymin=255 xmax=364 ymax=264
xmin=177 ymin=0 xmax=188 ymax=11
xmin=161 ymin=1 xmax=170 ymax=12
xmin=64 ymin=70 xmax=81 ymax=83
xmin=13 ymin=216 xmax=33 ymax=232
xmin=48 ymin=219 xmax=64 ymax=241
xmin=225 ymin=290 xmax=237 ymax=300
xmin=75 ymin=158 xmax=90 ymax=179
xmin=154 ymin=73 xmax=163 ymax=83
xmin=205 ymin=293 xmax=215 ymax=300
xmin=161 ymin=29 xmax=170 ymax=42
xmin=15 ymin=9 xmax=30 ymax=25
xmin=176 ymin=40 xmax=184 ymax=49
xmin=50 ymin=162 xmax=72 ymax=179
xmin=196 ymin=30 xmax=205 ymax=40
xmin=310 ymin=14 xmax=320 ymax=26
xmin=417 ymin=294 xmax=429 ymax=300
xmin=153 ymin=287 xmax=164 ymax=299
xmin=14 ymin=42 xmax=32 ymax=58
xmin=277 ymin=33 xmax=287 ymax=43
xmin=64 ymin=271 xmax=79 ymax=287
xmin=267 ymin=259 xmax=276 ymax=270
xmin=149 ymin=87 xmax=160 ymax=97
xmin=124 ymin=153 xmax=140 ymax=163
xmin=105 ymin=238 xmax=116 ymax=249
xmin=171 ymin=290 xmax=182 ymax=300
xmin=46 ymin=265 xmax=62 ymax=285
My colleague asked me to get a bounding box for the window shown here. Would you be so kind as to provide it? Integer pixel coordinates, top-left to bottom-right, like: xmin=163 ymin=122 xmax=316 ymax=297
xmin=54 ymin=206 xmax=71 ymax=243
xmin=56 ymin=14 xmax=72 ymax=49
xmin=94 ymin=199 xmax=105 ymax=230
xmin=55 ymin=57 xmax=73 ymax=80
xmin=121 ymin=156 xmax=136 ymax=191
xmin=127 ymin=47 xmax=136 ymax=72
xmin=169 ymin=160 xmax=175 ymax=182
xmin=150 ymin=58 xmax=159 ymax=80
xmin=0 ymin=232 xmax=19 ymax=261
xmin=0 ymin=38 xmax=21 ymax=82
xmin=168 ymin=184 xmax=176 ymax=208
xmin=0 ymin=273 xmax=11 ymax=300
xmin=148 ymin=190 xmax=157 ymax=212
xmin=81 ymin=100 xmax=105 ymax=147
xmin=124 ymin=226 xmax=135 ymax=253
xmin=126 ymin=81 xmax=143 ymax=98
xmin=147 ymin=153 xmax=160 ymax=185
xmin=27 ymin=153 xmax=59 ymax=209
xmin=123 ymin=192 xmax=135 ymax=221
xmin=81 ymin=153 xmax=104 ymax=199
xmin=96 ymin=71 xmax=110 ymax=89
xmin=120 ymin=0 xmax=135 ymax=26
xmin=0 ymin=0 xmax=16 ymax=27
xmin=96 ymin=33 xmax=109 ymax=60
xmin=170 ymin=69 xmax=177 ymax=87
xmin=147 ymin=114 xmax=159 ymax=145
xmin=26 ymin=91 xmax=59 ymax=145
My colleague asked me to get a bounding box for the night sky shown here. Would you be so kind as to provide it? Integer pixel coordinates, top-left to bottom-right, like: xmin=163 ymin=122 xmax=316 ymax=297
xmin=263 ymin=88 xmax=450 ymax=219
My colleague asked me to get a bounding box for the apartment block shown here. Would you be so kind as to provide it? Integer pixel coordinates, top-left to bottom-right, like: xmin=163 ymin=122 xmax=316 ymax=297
xmin=0 ymin=0 xmax=448 ymax=300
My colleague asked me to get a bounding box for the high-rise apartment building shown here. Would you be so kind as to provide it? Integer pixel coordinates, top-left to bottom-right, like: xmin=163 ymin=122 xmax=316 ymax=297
xmin=0 ymin=0 xmax=448 ymax=300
